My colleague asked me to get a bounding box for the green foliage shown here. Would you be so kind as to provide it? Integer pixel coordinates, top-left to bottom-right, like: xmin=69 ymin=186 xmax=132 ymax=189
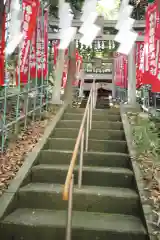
xmin=49 ymin=0 xmax=146 ymax=20
xmin=131 ymin=115 xmax=160 ymax=160
xmin=149 ymin=108 xmax=160 ymax=123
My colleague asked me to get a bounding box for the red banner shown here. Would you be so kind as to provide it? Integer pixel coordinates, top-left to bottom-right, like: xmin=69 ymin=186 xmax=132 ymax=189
xmin=141 ymin=5 xmax=152 ymax=85
xmin=44 ymin=10 xmax=48 ymax=78
xmin=30 ymin=27 xmax=37 ymax=78
xmin=62 ymin=49 xmax=82 ymax=88
xmin=114 ymin=53 xmax=127 ymax=88
xmin=74 ymin=50 xmax=82 ymax=86
xmin=0 ymin=7 xmax=5 ymax=86
xmin=16 ymin=0 xmax=40 ymax=84
xmin=62 ymin=53 xmax=69 ymax=88
xmin=36 ymin=8 xmax=48 ymax=79
xmin=152 ymin=26 xmax=160 ymax=92
xmin=148 ymin=4 xmax=157 ymax=82
xmin=152 ymin=1 xmax=160 ymax=92
xmin=155 ymin=0 xmax=160 ymax=40
xmin=123 ymin=55 xmax=128 ymax=88
xmin=115 ymin=54 xmax=120 ymax=86
xmin=53 ymin=40 xmax=60 ymax=65
xmin=136 ymin=41 xmax=144 ymax=88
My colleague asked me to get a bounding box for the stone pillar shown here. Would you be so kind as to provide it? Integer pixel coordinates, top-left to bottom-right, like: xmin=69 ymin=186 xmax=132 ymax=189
xmin=64 ymin=41 xmax=76 ymax=106
xmin=127 ymin=44 xmax=136 ymax=106
xmin=52 ymin=49 xmax=65 ymax=104
xmin=79 ymin=69 xmax=84 ymax=98
xmin=51 ymin=0 xmax=65 ymax=104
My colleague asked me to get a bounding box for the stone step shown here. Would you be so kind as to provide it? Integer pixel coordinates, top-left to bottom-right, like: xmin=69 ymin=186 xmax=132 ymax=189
xmin=31 ymin=164 xmax=134 ymax=188
xmin=63 ymin=112 xmax=122 ymax=121
xmin=93 ymin=109 xmax=120 ymax=115
xmin=56 ymin=120 xmax=123 ymax=130
xmin=51 ymin=128 xmax=125 ymax=140
xmin=96 ymin=105 xmax=110 ymax=109
xmin=1 ymin=208 xmax=147 ymax=240
xmin=96 ymin=102 xmax=110 ymax=106
xmin=80 ymin=100 xmax=87 ymax=108
xmin=89 ymin=129 xmax=125 ymax=140
xmin=67 ymin=107 xmax=120 ymax=115
xmin=18 ymin=183 xmax=140 ymax=216
xmin=43 ymin=138 xmax=128 ymax=153
xmin=88 ymin=139 xmax=128 ymax=153
xmin=96 ymin=100 xmax=110 ymax=103
xmin=38 ymin=150 xmax=130 ymax=168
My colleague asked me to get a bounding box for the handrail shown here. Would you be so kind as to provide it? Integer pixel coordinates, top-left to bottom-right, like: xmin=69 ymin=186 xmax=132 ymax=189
xmin=62 ymin=81 xmax=97 ymax=240
xmin=63 ymin=93 xmax=91 ymax=200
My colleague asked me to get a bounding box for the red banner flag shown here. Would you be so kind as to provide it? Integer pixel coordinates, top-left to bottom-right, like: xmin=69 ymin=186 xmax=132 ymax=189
xmin=136 ymin=41 xmax=144 ymax=88
xmin=30 ymin=27 xmax=37 ymax=78
xmin=152 ymin=18 xmax=160 ymax=92
xmin=0 ymin=6 xmax=5 ymax=86
xmin=123 ymin=55 xmax=128 ymax=89
xmin=43 ymin=9 xmax=48 ymax=78
xmin=36 ymin=8 xmax=48 ymax=79
xmin=16 ymin=0 xmax=40 ymax=84
xmin=142 ymin=3 xmax=160 ymax=89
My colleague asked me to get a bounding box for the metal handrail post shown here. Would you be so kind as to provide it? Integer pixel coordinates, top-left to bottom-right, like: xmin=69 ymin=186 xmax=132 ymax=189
xmin=92 ymin=83 xmax=95 ymax=108
xmin=95 ymin=83 xmax=97 ymax=108
xmin=78 ymin=130 xmax=84 ymax=188
xmin=85 ymin=107 xmax=89 ymax=152
xmin=66 ymin=174 xmax=74 ymax=240
xmin=92 ymin=89 xmax=94 ymax=109
xmin=93 ymin=82 xmax=96 ymax=109
xmin=89 ymin=92 xmax=92 ymax=130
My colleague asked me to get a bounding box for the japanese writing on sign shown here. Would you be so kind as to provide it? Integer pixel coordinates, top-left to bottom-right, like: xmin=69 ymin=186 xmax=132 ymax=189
xmin=20 ymin=4 xmax=32 ymax=73
xmin=36 ymin=16 xmax=44 ymax=70
xmin=30 ymin=30 xmax=36 ymax=68
xmin=148 ymin=9 xmax=156 ymax=76
xmin=139 ymin=45 xmax=144 ymax=73
xmin=156 ymin=40 xmax=160 ymax=81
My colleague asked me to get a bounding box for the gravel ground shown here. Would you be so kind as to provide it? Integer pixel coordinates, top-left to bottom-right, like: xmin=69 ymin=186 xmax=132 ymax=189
xmin=127 ymin=112 xmax=160 ymax=238
xmin=0 ymin=107 xmax=58 ymax=196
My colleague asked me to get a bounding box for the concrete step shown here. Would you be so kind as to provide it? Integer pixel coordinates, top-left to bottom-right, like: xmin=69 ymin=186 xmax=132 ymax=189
xmin=18 ymin=183 xmax=140 ymax=216
xmin=96 ymin=101 xmax=110 ymax=108
xmin=56 ymin=120 xmax=123 ymax=130
xmin=96 ymin=105 xmax=110 ymax=109
xmin=96 ymin=102 xmax=110 ymax=105
xmin=80 ymin=100 xmax=87 ymax=108
xmin=93 ymin=109 xmax=120 ymax=115
xmin=31 ymin=164 xmax=134 ymax=188
xmin=38 ymin=150 xmax=130 ymax=168
xmin=96 ymin=100 xmax=109 ymax=104
xmin=51 ymin=128 xmax=125 ymax=140
xmin=88 ymin=139 xmax=128 ymax=153
xmin=89 ymin=129 xmax=125 ymax=140
xmin=1 ymin=208 xmax=147 ymax=240
xmin=63 ymin=113 xmax=121 ymax=121
xmin=43 ymin=138 xmax=128 ymax=154
xmin=67 ymin=107 xmax=120 ymax=115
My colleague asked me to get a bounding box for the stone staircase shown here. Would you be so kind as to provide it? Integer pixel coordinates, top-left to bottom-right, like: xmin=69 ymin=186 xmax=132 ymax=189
xmin=80 ymin=97 xmax=88 ymax=108
xmin=96 ymin=97 xmax=110 ymax=109
xmin=0 ymin=107 xmax=148 ymax=240
xmin=80 ymin=97 xmax=110 ymax=109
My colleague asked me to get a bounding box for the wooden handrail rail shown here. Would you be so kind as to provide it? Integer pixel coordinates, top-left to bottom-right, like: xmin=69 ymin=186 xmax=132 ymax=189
xmin=62 ymin=86 xmax=93 ymax=201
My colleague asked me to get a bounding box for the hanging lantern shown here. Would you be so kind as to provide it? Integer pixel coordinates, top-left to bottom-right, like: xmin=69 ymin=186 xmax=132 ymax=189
xmin=101 ymin=40 xmax=105 ymax=49
xmin=76 ymin=40 xmax=78 ymax=48
xmin=97 ymin=40 xmax=101 ymax=49
xmin=94 ymin=40 xmax=98 ymax=50
xmin=112 ymin=40 xmax=115 ymax=49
